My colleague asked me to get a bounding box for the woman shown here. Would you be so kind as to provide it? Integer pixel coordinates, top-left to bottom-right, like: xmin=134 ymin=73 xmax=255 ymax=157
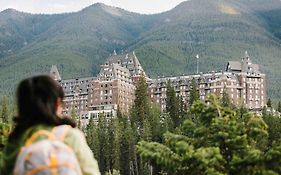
xmin=1 ymin=75 xmax=100 ymax=175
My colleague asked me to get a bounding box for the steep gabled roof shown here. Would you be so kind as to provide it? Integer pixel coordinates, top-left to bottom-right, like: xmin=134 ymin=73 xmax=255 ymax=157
xmin=50 ymin=65 xmax=61 ymax=81
xmin=226 ymin=61 xmax=241 ymax=72
xmin=102 ymin=51 xmax=146 ymax=77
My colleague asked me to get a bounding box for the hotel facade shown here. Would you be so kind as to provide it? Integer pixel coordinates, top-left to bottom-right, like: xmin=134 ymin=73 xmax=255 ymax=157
xmin=50 ymin=51 xmax=266 ymax=121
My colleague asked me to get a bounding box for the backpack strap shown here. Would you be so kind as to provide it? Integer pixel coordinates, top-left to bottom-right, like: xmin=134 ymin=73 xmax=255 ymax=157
xmin=25 ymin=130 xmax=55 ymax=146
xmin=24 ymin=125 xmax=71 ymax=146
xmin=52 ymin=125 xmax=71 ymax=141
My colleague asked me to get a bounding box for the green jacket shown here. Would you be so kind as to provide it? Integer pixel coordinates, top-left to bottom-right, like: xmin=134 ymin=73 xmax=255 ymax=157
xmin=0 ymin=124 xmax=101 ymax=175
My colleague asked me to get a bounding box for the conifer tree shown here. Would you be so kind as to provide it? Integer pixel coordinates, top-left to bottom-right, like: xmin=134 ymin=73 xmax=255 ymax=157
xmin=137 ymin=95 xmax=278 ymax=175
xmin=277 ymin=101 xmax=281 ymax=113
xmin=86 ymin=116 xmax=99 ymax=157
xmin=221 ymin=86 xmax=232 ymax=108
xmin=189 ymin=78 xmax=199 ymax=108
xmin=149 ymin=104 xmax=162 ymax=142
xmin=70 ymin=107 xmax=78 ymax=121
xmin=112 ymin=118 xmax=122 ymax=171
xmin=131 ymin=75 xmax=150 ymax=130
xmin=178 ymin=95 xmax=186 ymax=121
xmin=267 ymin=98 xmax=272 ymax=108
xmin=142 ymin=119 xmax=152 ymax=141
xmin=97 ymin=113 xmax=108 ymax=174
xmin=107 ymin=117 xmax=117 ymax=171
xmin=262 ymin=106 xmax=268 ymax=117
xmin=119 ymin=117 xmax=136 ymax=175
xmin=0 ymin=97 xmax=9 ymax=124
xmin=166 ymin=80 xmax=180 ymax=128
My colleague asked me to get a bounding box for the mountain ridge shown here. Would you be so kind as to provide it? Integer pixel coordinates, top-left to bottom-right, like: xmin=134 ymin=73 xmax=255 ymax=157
xmin=0 ymin=0 xmax=281 ymax=102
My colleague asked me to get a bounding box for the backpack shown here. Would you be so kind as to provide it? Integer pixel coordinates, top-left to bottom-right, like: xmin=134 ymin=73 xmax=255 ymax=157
xmin=13 ymin=125 xmax=82 ymax=175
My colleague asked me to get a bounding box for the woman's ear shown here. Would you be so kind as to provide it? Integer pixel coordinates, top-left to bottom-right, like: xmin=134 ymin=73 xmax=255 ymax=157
xmin=55 ymin=98 xmax=63 ymax=117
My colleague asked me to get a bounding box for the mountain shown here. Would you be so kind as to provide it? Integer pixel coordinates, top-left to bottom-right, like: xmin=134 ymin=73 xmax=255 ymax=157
xmin=0 ymin=0 xmax=281 ymax=102
xmin=131 ymin=0 xmax=281 ymax=101
xmin=0 ymin=4 xmax=155 ymax=96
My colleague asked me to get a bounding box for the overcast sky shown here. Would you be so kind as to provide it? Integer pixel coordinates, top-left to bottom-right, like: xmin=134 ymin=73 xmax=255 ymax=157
xmin=0 ymin=0 xmax=187 ymax=14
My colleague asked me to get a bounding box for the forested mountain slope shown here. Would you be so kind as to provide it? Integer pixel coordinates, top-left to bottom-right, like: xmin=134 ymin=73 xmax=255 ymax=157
xmin=131 ymin=0 xmax=281 ymax=100
xmin=0 ymin=0 xmax=281 ymax=101
xmin=0 ymin=4 xmax=155 ymax=96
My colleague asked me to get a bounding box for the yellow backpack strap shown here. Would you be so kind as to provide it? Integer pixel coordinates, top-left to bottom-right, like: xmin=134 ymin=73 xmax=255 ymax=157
xmin=25 ymin=130 xmax=55 ymax=146
xmin=52 ymin=125 xmax=71 ymax=141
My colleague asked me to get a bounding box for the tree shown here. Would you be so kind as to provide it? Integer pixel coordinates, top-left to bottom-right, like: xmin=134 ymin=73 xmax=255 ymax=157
xmin=97 ymin=114 xmax=109 ymax=174
xmin=267 ymin=98 xmax=272 ymax=108
xmin=70 ymin=108 xmax=78 ymax=121
xmin=105 ymin=169 xmax=120 ymax=175
xmin=277 ymin=101 xmax=281 ymax=113
xmin=118 ymin=116 xmax=136 ymax=175
xmin=263 ymin=114 xmax=281 ymax=146
xmin=189 ymin=78 xmax=199 ymax=108
xmin=236 ymin=103 xmax=248 ymax=118
xmin=0 ymin=123 xmax=11 ymax=157
xmin=166 ymin=80 xmax=180 ymax=128
xmin=137 ymin=94 xmax=280 ymax=175
xmin=86 ymin=116 xmax=99 ymax=159
xmin=148 ymin=104 xmax=162 ymax=143
xmin=0 ymin=97 xmax=9 ymax=124
xmin=131 ymin=75 xmax=151 ymax=130
xmin=221 ymin=86 xmax=232 ymax=108
xmin=107 ymin=118 xmax=118 ymax=171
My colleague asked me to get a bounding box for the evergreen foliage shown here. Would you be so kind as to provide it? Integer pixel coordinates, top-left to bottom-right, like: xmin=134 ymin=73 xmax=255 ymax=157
xmin=221 ymin=87 xmax=232 ymax=108
xmin=267 ymin=98 xmax=272 ymax=108
xmin=0 ymin=97 xmax=9 ymax=124
xmin=263 ymin=114 xmax=281 ymax=145
xmin=1 ymin=0 xmax=281 ymax=103
xmin=131 ymin=75 xmax=151 ymax=131
xmin=0 ymin=123 xmax=11 ymax=158
xmin=70 ymin=108 xmax=78 ymax=121
xmin=277 ymin=101 xmax=281 ymax=112
xmin=86 ymin=117 xmax=100 ymax=161
xmin=189 ymin=78 xmax=199 ymax=108
xmin=137 ymin=94 xmax=281 ymax=175
xmin=166 ymin=80 xmax=180 ymax=128
xmin=97 ymin=114 xmax=109 ymax=174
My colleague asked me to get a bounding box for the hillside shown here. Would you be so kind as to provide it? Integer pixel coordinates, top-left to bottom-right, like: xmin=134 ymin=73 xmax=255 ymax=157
xmin=0 ymin=0 xmax=281 ymax=101
xmin=130 ymin=0 xmax=281 ymax=100
xmin=0 ymin=4 xmax=155 ymax=96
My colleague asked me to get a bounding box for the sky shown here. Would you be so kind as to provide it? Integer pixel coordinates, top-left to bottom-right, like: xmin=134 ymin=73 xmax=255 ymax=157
xmin=0 ymin=0 xmax=188 ymax=14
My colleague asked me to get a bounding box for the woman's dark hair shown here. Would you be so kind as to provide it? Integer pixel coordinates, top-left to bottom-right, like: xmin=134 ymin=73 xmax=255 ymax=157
xmin=9 ymin=75 xmax=76 ymax=141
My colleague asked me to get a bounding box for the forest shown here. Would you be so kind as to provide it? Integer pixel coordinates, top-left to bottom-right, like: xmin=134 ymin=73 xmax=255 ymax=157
xmin=1 ymin=76 xmax=281 ymax=175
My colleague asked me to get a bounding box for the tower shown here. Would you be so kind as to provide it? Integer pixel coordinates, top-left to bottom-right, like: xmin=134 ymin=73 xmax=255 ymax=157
xmin=50 ymin=65 xmax=61 ymax=81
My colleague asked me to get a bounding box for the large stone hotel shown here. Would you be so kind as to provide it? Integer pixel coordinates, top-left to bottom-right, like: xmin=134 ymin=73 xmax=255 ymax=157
xmin=50 ymin=51 xmax=266 ymax=121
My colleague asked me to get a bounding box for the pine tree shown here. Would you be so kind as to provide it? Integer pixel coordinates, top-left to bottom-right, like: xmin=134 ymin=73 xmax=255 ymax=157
xmin=137 ymin=94 xmax=276 ymax=175
xmin=130 ymin=75 xmax=164 ymax=175
xmin=166 ymin=80 xmax=180 ymax=128
xmin=149 ymin=104 xmax=162 ymax=142
xmin=179 ymin=95 xmax=187 ymax=121
xmin=113 ymin=118 xmax=122 ymax=171
xmin=0 ymin=97 xmax=9 ymax=124
xmin=189 ymin=78 xmax=199 ymax=108
xmin=107 ymin=117 xmax=117 ymax=172
xmin=131 ymin=75 xmax=150 ymax=130
xmin=0 ymin=123 xmax=11 ymax=156
xmin=277 ymin=101 xmax=281 ymax=113
xmin=70 ymin=108 xmax=78 ymax=121
xmin=119 ymin=117 xmax=136 ymax=175
xmin=86 ymin=116 xmax=99 ymax=156
xmin=97 ymin=113 xmax=108 ymax=174
xmin=221 ymin=86 xmax=232 ymax=108
xmin=267 ymin=98 xmax=272 ymax=108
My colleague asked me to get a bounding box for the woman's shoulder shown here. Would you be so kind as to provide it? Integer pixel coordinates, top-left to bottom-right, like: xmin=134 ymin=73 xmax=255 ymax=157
xmin=54 ymin=125 xmax=86 ymax=146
